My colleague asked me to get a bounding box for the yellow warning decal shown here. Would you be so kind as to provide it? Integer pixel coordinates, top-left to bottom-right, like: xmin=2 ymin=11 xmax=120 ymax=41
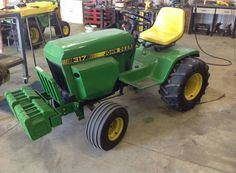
xmin=62 ymin=44 xmax=133 ymax=65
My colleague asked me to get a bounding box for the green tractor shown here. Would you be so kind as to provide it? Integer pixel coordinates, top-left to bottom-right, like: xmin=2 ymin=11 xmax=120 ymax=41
xmin=5 ymin=7 xmax=209 ymax=150
xmin=1 ymin=0 xmax=70 ymax=49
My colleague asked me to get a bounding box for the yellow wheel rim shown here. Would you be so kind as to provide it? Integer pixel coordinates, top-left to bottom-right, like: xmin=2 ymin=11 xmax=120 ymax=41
xmin=30 ymin=27 xmax=40 ymax=44
xmin=184 ymin=73 xmax=203 ymax=101
xmin=108 ymin=117 xmax=124 ymax=141
xmin=63 ymin=25 xmax=69 ymax=36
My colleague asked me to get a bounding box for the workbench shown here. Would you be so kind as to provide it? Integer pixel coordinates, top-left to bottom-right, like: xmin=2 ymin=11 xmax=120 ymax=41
xmin=189 ymin=5 xmax=236 ymax=38
xmin=0 ymin=12 xmax=29 ymax=83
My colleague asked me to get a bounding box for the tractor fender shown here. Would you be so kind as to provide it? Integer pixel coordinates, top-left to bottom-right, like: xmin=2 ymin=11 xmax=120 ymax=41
xmin=132 ymin=46 xmax=200 ymax=85
xmin=150 ymin=46 xmax=200 ymax=85
xmin=119 ymin=46 xmax=200 ymax=89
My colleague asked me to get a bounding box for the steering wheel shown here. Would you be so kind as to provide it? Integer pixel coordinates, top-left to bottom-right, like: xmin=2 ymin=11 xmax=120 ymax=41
xmin=121 ymin=10 xmax=152 ymax=24
xmin=120 ymin=10 xmax=152 ymax=35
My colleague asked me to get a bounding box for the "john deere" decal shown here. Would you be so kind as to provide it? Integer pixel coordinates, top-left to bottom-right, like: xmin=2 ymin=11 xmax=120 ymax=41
xmin=62 ymin=44 xmax=133 ymax=65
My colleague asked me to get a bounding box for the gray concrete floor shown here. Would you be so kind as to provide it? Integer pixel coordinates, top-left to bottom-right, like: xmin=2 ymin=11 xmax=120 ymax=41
xmin=1 ymin=24 xmax=236 ymax=173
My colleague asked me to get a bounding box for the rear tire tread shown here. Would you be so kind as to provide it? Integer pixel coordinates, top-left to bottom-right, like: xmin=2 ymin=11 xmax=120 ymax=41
xmin=159 ymin=57 xmax=210 ymax=111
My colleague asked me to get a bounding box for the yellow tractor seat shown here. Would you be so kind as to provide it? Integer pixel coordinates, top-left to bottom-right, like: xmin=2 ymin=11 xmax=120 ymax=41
xmin=140 ymin=7 xmax=185 ymax=46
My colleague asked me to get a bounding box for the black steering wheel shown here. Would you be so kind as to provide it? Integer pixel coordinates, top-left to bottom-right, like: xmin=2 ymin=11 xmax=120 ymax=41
xmin=120 ymin=10 xmax=152 ymax=35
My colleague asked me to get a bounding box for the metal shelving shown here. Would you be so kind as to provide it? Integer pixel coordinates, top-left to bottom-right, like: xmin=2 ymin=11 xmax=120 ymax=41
xmin=0 ymin=12 xmax=29 ymax=83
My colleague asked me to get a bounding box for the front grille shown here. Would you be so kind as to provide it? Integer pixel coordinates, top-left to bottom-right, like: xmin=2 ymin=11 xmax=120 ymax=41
xmin=47 ymin=59 xmax=69 ymax=93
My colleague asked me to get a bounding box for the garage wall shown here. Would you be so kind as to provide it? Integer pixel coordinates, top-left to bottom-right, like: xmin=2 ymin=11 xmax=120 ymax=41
xmin=60 ymin=0 xmax=83 ymax=24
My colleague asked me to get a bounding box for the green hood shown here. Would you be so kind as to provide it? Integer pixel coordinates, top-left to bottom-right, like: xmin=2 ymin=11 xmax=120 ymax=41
xmin=44 ymin=29 xmax=134 ymax=65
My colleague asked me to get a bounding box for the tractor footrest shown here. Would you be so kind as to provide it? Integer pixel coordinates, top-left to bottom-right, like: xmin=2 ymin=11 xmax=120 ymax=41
xmin=135 ymin=78 xmax=157 ymax=89
xmin=121 ymin=76 xmax=157 ymax=89
xmin=5 ymin=87 xmax=62 ymax=140
xmin=119 ymin=65 xmax=158 ymax=89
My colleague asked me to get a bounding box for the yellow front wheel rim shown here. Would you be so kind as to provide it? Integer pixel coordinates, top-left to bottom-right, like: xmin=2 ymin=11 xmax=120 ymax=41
xmin=30 ymin=27 xmax=40 ymax=44
xmin=184 ymin=73 xmax=203 ymax=101
xmin=63 ymin=25 xmax=69 ymax=36
xmin=108 ymin=117 xmax=124 ymax=141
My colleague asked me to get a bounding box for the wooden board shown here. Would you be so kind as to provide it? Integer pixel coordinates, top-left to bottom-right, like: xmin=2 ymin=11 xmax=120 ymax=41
xmin=0 ymin=54 xmax=22 ymax=68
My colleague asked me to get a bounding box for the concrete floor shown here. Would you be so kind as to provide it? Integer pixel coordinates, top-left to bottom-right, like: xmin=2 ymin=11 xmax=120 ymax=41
xmin=1 ymin=25 xmax=236 ymax=173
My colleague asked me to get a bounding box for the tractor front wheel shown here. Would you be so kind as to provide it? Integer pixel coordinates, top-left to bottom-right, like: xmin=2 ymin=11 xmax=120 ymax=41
xmin=159 ymin=57 xmax=209 ymax=111
xmin=85 ymin=102 xmax=129 ymax=151
xmin=55 ymin=21 xmax=70 ymax=38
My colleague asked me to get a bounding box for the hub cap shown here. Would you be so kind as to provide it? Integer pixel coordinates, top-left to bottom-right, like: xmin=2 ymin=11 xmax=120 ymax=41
xmin=108 ymin=117 xmax=124 ymax=141
xmin=63 ymin=25 xmax=69 ymax=36
xmin=30 ymin=27 xmax=40 ymax=44
xmin=184 ymin=73 xmax=203 ymax=101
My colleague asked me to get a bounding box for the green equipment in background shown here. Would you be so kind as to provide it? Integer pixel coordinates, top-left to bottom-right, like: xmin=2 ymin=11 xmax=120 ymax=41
xmin=5 ymin=7 xmax=210 ymax=151
xmin=0 ymin=0 xmax=70 ymax=49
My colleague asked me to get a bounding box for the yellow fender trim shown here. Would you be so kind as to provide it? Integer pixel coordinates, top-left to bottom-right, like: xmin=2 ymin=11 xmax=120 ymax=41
xmin=1 ymin=1 xmax=58 ymax=17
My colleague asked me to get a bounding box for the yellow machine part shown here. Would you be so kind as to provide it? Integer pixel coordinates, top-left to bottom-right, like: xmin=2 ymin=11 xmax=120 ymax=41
xmin=145 ymin=0 xmax=152 ymax=11
xmin=1 ymin=1 xmax=58 ymax=17
xmin=139 ymin=11 xmax=144 ymax=32
xmin=140 ymin=7 xmax=185 ymax=46
xmin=184 ymin=73 xmax=203 ymax=101
xmin=108 ymin=117 xmax=124 ymax=141
xmin=216 ymin=0 xmax=229 ymax=6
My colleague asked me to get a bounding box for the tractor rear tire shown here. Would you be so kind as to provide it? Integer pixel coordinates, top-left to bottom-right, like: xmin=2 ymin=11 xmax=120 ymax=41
xmin=159 ymin=57 xmax=209 ymax=111
xmin=55 ymin=21 xmax=70 ymax=38
xmin=23 ymin=20 xmax=42 ymax=49
xmin=85 ymin=101 xmax=129 ymax=151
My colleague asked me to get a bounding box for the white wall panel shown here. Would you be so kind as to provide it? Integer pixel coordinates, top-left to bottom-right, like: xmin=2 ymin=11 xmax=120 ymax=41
xmin=60 ymin=0 xmax=83 ymax=24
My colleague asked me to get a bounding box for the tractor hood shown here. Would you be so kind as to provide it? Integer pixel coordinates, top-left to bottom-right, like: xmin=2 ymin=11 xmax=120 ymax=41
xmin=44 ymin=29 xmax=134 ymax=65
